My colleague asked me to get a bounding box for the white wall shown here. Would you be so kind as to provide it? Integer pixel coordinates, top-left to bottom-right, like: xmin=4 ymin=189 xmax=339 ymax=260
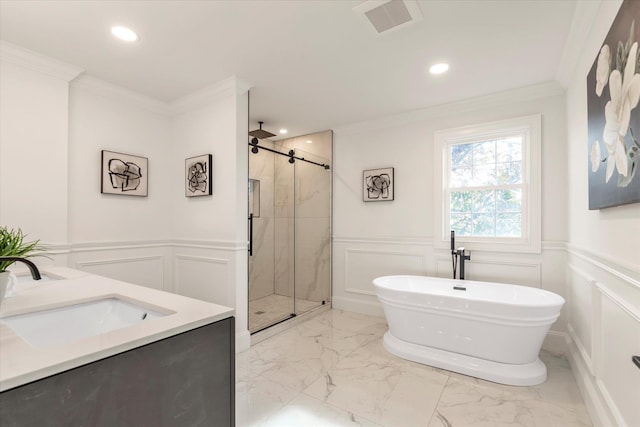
xmin=0 ymin=43 xmax=251 ymax=351
xmin=63 ymin=76 xmax=174 ymax=292
xmin=171 ymin=82 xmax=242 ymax=241
xmin=68 ymin=77 xmax=173 ymax=244
xmin=565 ymin=1 xmax=640 ymax=269
xmin=563 ymin=1 xmax=640 ymax=426
xmin=0 ymin=46 xmax=81 ymax=250
xmin=169 ymin=78 xmax=249 ymax=349
xmin=332 ymin=83 xmax=569 ymax=347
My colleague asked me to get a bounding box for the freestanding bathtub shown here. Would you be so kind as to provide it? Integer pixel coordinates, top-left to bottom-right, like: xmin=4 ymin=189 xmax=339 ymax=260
xmin=373 ymin=275 xmax=565 ymax=386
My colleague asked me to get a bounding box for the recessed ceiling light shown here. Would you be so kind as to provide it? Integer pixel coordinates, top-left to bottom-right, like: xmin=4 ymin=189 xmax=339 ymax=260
xmin=111 ymin=26 xmax=139 ymax=42
xmin=306 ymin=140 xmax=313 ymax=144
xmin=279 ymin=129 xmax=288 ymax=135
xmin=429 ymin=63 xmax=449 ymax=75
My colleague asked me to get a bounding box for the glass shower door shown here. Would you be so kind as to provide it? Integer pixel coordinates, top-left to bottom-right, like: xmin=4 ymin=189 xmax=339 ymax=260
xmin=248 ymin=130 xmax=332 ymax=333
xmin=248 ymin=141 xmax=294 ymax=333
xmin=294 ymin=148 xmax=331 ymax=315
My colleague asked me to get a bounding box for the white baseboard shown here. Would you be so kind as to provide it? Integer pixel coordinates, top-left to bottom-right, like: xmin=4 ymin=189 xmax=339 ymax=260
xmin=565 ymin=335 xmax=616 ymax=427
xmin=331 ymin=296 xmax=385 ymax=317
xmin=236 ymin=330 xmax=251 ymax=353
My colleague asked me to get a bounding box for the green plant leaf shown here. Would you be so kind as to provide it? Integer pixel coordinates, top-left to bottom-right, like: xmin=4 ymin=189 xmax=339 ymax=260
xmin=0 ymin=227 xmax=48 ymax=272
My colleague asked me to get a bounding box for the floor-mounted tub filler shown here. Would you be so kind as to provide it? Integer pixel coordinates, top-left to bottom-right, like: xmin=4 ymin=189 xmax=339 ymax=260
xmin=373 ymin=275 xmax=565 ymax=386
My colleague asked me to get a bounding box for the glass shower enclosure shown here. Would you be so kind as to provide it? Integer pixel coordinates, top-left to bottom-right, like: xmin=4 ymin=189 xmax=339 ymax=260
xmin=248 ymin=131 xmax=332 ymax=333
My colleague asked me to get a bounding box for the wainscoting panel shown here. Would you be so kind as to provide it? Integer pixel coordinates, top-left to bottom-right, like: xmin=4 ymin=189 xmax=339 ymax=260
xmin=332 ymin=237 xmax=432 ymax=316
xmin=76 ymin=255 xmax=165 ymax=291
xmin=435 ymin=255 xmax=541 ymax=287
xmin=54 ymin=240 xmax=248 ymax=352
xmin=565 ymin=247 xmax=640 ymax=427
xmin=344 ymin=248 xmax=427 ymax=296
xmin=174 ymin=255 xmax=230 ymax=306
xmin=567 ymin=264 xmax=594 ymax=374
xmin=595 ymin=284 xmax=640 ymax=427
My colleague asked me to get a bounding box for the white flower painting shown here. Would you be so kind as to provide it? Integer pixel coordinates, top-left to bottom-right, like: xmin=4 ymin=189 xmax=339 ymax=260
xmin=595 ymin=45 xmax=611 ymax=97
xmin=587 ymin=0 xmax=640 ymax=209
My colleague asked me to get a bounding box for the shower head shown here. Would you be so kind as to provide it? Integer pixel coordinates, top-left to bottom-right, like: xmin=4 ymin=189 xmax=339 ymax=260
xmin=248 ymin=121 xmax=276 ymax=139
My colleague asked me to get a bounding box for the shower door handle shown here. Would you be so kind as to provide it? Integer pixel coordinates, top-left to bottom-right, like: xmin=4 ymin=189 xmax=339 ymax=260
xmin=248 ymin=213 xmax=254 ymax=256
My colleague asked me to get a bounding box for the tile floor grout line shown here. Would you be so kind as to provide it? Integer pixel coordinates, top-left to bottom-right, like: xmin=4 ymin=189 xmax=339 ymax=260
xmin=238 ymin=309 xmax=593 ymax=426
xmin=300 ymin=391 xmax=384 ymax=427
xmin=328 ymin=312 xmax=389 ymax=363
xmin=243 ymin=310 xmax=387 ymax=426
xmin=425 ymin=369 xmax=452 ymax=426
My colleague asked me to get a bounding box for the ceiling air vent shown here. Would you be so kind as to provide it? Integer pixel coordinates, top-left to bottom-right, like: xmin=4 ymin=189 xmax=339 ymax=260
xmin=353 ymin=0 xmax=423 ymax=35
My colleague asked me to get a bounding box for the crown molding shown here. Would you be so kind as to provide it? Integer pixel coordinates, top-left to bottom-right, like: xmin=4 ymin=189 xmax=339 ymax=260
xmin=1 ymin=39 xmax=251 ymax=117
xmin=70 ymin=75 xmax=172 ymax=116
xmin=169 ymin=75 xmax=250 ymax=115
xmin=583 ymin=0 xmax=624 ymax=83
xmin=71 ymin=74 xmax=252 ymax=117
xmin=0 ymin=40 xmax=84 ymax=82
xmin=555 ymin=1 xmax=603 ymax=87
xmin=235 ymin=77 xmax=253 ymax=96
xmin=333 ymin=81 xmax=565 ymax=136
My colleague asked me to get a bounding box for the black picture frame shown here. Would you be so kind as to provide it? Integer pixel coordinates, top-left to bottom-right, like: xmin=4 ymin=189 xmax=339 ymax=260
xmin=363 ymin=167 xmax=394 ymax=202
xmin=101 ymin=150 xmax=148 ymax=197
xmin=185 ymin=154 xmax=213 ymax=197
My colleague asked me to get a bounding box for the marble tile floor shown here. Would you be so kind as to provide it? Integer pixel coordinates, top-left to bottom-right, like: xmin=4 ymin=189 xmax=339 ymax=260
xmin=236 ymin=309 xmax=592 ymax=427
xmin=249 ymin=294 xmax=322 ymax=332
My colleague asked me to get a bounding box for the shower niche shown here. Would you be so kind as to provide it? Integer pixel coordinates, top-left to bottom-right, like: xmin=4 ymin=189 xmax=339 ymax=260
xmin=248 ymin=130 xmax=332 ymax=333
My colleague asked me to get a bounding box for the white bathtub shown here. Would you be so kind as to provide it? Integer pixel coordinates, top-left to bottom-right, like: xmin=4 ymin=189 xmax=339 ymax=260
xmin=373 ymin=275 xmax=565 ymax=386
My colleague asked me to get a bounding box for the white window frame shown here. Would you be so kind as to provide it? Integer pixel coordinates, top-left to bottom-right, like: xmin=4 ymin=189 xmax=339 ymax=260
xmin=434 ymin=114 xmax=541 ymax=253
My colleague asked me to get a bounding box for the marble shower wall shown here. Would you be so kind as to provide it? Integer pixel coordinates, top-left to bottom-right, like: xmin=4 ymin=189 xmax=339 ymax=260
xmin=275 ymin=131 xmax=332 ymax=304
xmin=249 ymin=131 xmax=332 ymax=307
xmin=294 ymin=153 xmax=331 ymax=303
xmin=248 ymin=139 xmax=276 ymax=301
xmin=273 ymin=153 xmax=295 ymax=299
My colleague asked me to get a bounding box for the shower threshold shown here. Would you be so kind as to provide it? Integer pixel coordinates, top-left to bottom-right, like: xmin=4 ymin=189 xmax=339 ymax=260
xmin=249 ymin=294 xmax=323 ymax=333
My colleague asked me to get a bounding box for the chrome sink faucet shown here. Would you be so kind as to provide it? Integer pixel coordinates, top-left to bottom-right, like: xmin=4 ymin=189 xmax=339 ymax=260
xmin=0 ymin=257 xmax=41 ymax=280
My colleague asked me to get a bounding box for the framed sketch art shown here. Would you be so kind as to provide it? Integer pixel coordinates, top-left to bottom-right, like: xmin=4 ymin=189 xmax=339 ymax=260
xmin=587 ymin=0 xmax=640 ymax=209
xmin=363 ymin=167 xmax=394 ymax=202
xmin=185 ymin=154 xmax=213 ymax=197
xmin=101 ymin=150 xmax=148 ymax=197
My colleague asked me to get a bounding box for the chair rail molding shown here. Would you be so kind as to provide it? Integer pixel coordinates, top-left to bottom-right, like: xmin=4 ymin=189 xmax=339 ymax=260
xmin=76 ymin=255 xmax=164 ymax=268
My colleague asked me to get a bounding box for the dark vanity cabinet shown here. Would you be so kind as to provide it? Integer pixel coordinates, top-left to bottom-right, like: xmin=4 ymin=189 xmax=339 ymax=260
xmin=0 ymin=316 xmax=235 ymax=427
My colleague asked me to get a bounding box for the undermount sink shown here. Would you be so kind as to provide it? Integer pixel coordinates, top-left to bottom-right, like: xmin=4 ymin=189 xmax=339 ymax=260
xmin=1 ymin=298 xmax=168 ymax=348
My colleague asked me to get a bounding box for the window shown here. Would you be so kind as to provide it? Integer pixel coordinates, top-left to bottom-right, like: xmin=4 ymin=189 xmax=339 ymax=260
xmin=434 ymin=115 xmax=541 ymax=253
xmin=449 ymin=135 xmax=524 ymax=237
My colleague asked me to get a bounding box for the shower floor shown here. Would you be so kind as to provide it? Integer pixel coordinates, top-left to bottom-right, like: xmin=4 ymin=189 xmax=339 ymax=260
xmin=249 ymin=294 xmax=321 ymax=333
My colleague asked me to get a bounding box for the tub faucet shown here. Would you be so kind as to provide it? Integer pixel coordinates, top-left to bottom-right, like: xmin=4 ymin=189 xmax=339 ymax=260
xmin=0 ymin=257 xmax=41 ymax=280
xmin=456 ymin=248 xmax=471 ymax=280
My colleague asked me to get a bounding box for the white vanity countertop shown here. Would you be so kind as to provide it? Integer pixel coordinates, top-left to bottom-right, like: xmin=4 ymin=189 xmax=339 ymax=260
xmin=0 ymin=270 xmax=234 ymax=392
